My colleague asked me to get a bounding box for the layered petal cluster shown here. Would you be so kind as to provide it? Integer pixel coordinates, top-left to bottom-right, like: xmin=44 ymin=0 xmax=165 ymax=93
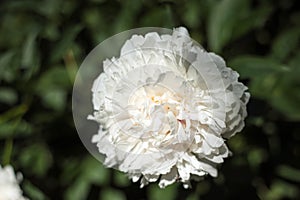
xmin=89 ymin=27 xmax=250 ymax=188
xmin=0 ymin=165 xmax=28 ymax=200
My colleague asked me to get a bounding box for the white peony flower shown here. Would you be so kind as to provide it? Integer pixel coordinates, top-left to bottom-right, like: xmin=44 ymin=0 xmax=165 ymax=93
xmin=89 ymin=27 xmax=250 ymax=188
xmin=0 ymin=165 xmax=28 ymax=200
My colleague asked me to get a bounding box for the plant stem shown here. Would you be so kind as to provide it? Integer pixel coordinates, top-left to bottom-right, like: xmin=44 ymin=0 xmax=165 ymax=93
xmin=2 ymin=138 xmax=13 ymax=166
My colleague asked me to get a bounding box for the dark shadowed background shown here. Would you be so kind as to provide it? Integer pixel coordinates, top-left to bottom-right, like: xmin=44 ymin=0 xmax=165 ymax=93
xmin=0 ymin=0 xmax=300 ymax=199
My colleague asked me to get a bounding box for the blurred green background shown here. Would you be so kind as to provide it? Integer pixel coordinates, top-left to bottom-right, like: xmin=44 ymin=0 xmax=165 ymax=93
xmin=0 ymin=0 xmax=300 ymax=199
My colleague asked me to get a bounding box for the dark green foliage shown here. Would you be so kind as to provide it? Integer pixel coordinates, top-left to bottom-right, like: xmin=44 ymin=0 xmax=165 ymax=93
xmin=0 ymin=0 xmax=299 ymax=199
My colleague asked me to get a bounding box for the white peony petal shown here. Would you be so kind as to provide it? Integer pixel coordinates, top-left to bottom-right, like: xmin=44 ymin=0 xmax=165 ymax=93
xmin=177 ymin=163 xmax=190 ymax=182
xmin=144 ymin=174 xmax=160 ymax=182
xmin=202 ymin=131 xmax=224 ymax=148
xmin=88 ymin=26 xmax=249 ymax=189
xmin=140 ymin=177 xmax=149 ymax=188
xmin=183 ymin=182 xmax=191 ymax=189
xmin=129 ymin=173 xmax=141 ymax=182
xmin=199 ymin=161 xmax=218 ymax=177
xmin=158 ymin=167 xmax=178 ymax=188
xmin=0 ymin=165 xmax=28 ymax=200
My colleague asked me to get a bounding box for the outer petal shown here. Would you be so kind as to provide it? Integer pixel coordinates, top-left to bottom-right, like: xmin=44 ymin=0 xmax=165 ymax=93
xmin=158 ymin=167 xmax=178 ymax=188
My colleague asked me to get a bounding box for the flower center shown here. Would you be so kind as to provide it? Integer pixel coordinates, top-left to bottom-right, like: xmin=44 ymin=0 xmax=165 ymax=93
xmin=127 ymin=84 xmax=181 ymax=132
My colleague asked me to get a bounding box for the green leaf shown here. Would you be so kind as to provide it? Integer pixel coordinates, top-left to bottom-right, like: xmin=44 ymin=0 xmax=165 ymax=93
xmin=229 ymin=56 xmax=286 ymax=99
xmin=100 ymin=188 xmax=126 ymax=200
xmin=229 ymin=56 xmax=287 ymax=78
xmin=262 ymin=180 xmax=299 ymax=200
xmin=113 ymin=170 xmax=130 ymax=187
xmin=231 ymin=4 xmax=272 ymax=42
xmin=0 ymin=87 xmax=18 ymax=105
xmin=23 ymin=180 xmax=49 ymax=200
xmin=208 ymin=0 xmax=249 ymax=52
xmin=247 ymin=148 xmax=267 ymax=170
xmin=229 ymin=56 xmax=278 ymax=99
xmin=269 ymin=53 xmax=300 ymax=120
xmin=82 ymin=7 xmax=106 ymax=43
xmin=19 ymin=144 xmax=53 ymax=177
xmin=64 ymin=156 xmax=110 ymax=200
xmin=50 ymin=25 xmax=83 ymax=63
xmin=21 ymin=28 xmax=39 ymax=67
xmin=0 ymin=51 xmax=17 ymax=82
xmin=182 ymin=0 xmax=202 ymax=28
xmin=36 ymin=66 xmax=71 ymax=89
xmin=35 ymin=66 xmax=70 ymax=111
xmin=42 ymin=22 xmax=60 ymax=40
xmin=41 ymin=88 xmax=67 ymax=111
xmin=271 ymin=27 xmax=300 ymax=61
xmin=61 ymin=156 xmax=109 ymax=185
xmin=64 ymin=179 xmax=90 ymax=200
xmin=276 ymin=165 xmax=300 ymax=182
xmin=0 ymin=120 xmax=32 ymax=139
xmin=208 ymin=0 xmax=272 ymax=52
xmin=230 ymin=55 xmax=300 ymax=120
xmin=148 ymin=183 xmax=177 ymax=200
xmin=271 ymin=84 xmax=300 ymax=121
xmin=80 ymin=156 xmax=109 ymax=185
xmin=140 ymin=6 xmax=174 ymax=28
xmin=37 ymin=0 xmax=62 ymax=19
xmin=228 ymin=134 xmax=248 ymax=153
xmin=2 ymin=138 xmax=13 ymax=166
xmin=113 ymin=0 xmax=142 ymax=33
xmin=21 ymin=28 xmax=41 ymax=80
